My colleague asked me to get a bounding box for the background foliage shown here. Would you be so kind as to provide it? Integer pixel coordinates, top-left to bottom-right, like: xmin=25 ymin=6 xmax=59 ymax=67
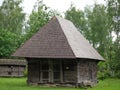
xmin=0 ymin=0 xmax=120 ymax=78
xmin=0 ymin=0 xmax=25 ymax=58
xmin=65 ymin=0 xmax=120 ymax=78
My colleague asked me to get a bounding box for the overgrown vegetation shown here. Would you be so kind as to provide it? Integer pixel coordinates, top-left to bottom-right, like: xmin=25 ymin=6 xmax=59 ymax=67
xmin=0 ymin=0 xmax=120 ymax=79
xmin=65 ymin=0 xmax=120 ymax=79
xmin=0 ymin=0 xmax=25 ymax=58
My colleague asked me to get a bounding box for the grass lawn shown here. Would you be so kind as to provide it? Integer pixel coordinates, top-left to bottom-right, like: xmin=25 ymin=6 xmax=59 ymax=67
xmin=0 ymin=78 xmax=120 ymax=90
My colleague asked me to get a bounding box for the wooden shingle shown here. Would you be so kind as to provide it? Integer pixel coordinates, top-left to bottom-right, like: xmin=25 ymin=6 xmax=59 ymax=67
xmin=12 ymin=16 xmax=104 ymax=61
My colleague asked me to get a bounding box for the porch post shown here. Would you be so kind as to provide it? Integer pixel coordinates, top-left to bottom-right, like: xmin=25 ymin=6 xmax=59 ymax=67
xmin=49 ymin=60 xmax=53 ymax=83
xmin=77 ymin=61 xmax=80 ymax=83
xmin=60 ymin=60 xmax=63 ymax=83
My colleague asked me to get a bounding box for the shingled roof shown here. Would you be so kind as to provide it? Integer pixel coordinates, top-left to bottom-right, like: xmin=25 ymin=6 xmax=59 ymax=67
xmin=12 ymin=16 xmax=104 ymax=61
xmin=0 ymin=59 xmax=26 ymax=66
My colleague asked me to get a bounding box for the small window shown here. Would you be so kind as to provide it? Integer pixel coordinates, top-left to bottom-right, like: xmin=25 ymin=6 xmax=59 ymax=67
xmin=63 ymin=61 xmax=76 ymax=71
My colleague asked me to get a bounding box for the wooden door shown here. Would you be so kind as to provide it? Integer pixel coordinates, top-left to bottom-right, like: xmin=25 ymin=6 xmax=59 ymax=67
xmin=39 ymin=60 xmax=62 ymax=83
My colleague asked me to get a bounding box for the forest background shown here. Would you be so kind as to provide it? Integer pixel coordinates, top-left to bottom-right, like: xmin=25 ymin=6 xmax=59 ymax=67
xmin=0 ymin=0 xmax=120 ymax=79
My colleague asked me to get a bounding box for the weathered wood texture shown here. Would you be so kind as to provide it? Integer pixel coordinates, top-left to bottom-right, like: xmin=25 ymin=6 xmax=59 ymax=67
xmin=63 ymin=60 xmax=77 ymax=83
xmin=27 ymin=59 xmax=63 ymax=84
xmin=0 ymin=59 xmax=26 ymax=77
xmin=27 ymin=59 xmax=77 ymax=84
xmin=27 ymin=60 xmax=39 ymax=84
xmin=27 ymin=58 xmax=98 ymax=86
xmin=12 ymin=16 xmax=104 ymax=87
xmin=13 ymin=17 xmax=104 ymax=61
xmin=77 ymin=59 xmax=98 ymax=84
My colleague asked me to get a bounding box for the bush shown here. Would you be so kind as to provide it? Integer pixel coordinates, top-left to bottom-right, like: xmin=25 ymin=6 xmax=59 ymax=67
xmin=23 ymin=67 xmax=28 ymax=77
xmin=97 ymin=62 xmax=110 ymax=80
xmin=97 ymin=70 xmax=110 ymax=80
xmin=115 ymin=70 xmax=120 ymax=79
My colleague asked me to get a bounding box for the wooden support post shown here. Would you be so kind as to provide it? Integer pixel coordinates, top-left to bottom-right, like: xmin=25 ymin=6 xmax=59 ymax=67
xmin=60 ymin=60 xmax=63 ymax=83
xmin=39 ymin=60 xmax=43 ymax=83
xmin=77 ymin=61 xmax=80 ymax=83
xmin=49 ymin=60 xmax=53 ymax=83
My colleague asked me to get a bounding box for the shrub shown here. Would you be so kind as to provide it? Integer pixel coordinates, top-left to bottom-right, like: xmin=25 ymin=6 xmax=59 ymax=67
xmin=23 ymin=67 xmax=28 ymax=77
xmin=115 ymin=70 xmax=120 ymax=79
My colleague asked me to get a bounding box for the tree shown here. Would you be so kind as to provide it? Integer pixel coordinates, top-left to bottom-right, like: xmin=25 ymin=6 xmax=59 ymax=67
xmin=65 ymin=4 xmax=110 ymax=57
xmin=65 ymin=5 xmax=87 ymax=36
xmin=85 ymin=4 xmax=111 ymax=58
xmin=0 ymin=29 xmax=19 ymax=58
xmin=0 ymin=0 xmax=25 ymax=34
xmin=25 ymin=0 xmax=61 ymax=41
xmin=107 ymin=0 xmax=120 ymax=77
xmin=0 ymin=0 xmax=25 ymax=58
xmin=65 ymin=4 xmax=115 ymax=78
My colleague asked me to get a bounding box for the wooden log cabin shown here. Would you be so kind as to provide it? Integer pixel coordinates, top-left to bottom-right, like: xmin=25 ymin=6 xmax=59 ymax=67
xmin=12 ymin=16 xmax=104 ymax=86
xmin=0 ymin=59 xmax=26 ymax=77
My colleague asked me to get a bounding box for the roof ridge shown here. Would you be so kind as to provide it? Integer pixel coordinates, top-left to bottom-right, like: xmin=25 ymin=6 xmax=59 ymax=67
xmin=56 ymin=17 xmax=104 ymax=60
xmin=55 ymin=17 xmax=76 ymax=58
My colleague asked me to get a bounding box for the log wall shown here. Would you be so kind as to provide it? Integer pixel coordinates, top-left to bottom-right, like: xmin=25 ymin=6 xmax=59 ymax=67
xmin=77 ymin=59 xmax=98 ymax=84
xmin=27 ymin=58 xmax=99 ymax=86
xmin=0 ymin=65 xmax=25 ymax=77
xmin=27 ymin=60 xmax=39 ymax=84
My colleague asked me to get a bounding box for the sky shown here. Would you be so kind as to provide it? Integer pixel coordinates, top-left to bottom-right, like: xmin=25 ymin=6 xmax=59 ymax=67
xmin=0 ymin=0 xmax=116 ymax=40
xmin=0 ymin=0 xmax=105 ymax=15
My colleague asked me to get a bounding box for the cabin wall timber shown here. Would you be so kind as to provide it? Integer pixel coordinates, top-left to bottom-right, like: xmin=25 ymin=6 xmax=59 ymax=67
xmin=13 ymin=17 xmax=104 ymax=86
xmin=63 ymin=60 xmax=77 ymax=83
xmin=27 ymin=58 xmax=98 ymax=86
xmin=0 ymin=65 xmax=25 ymax=77
xmin=0 ymin=59 xmax=26 ymax=77
xmin=77 ymin=59 xmax=98 ymax=84
xmin=27 ymin=58 xmax=77 ymax=85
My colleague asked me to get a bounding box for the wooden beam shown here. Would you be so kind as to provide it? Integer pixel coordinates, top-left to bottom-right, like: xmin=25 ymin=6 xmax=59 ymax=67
xmin=39 ymin=60 xmax=43 ymax=83
xmin=60 ymin=60 xmax=63 ymax=83
xmin=77 ymin=61 xmax=80 ymax=83
xmin=49 ymin=60 xmax=53 ymax=83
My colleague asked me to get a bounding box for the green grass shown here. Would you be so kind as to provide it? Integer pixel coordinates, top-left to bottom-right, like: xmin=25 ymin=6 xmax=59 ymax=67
xmin=0 ymin=78 xmax=120 ymax=90
xmin=89 ymin=78 xmax=120 ymax=90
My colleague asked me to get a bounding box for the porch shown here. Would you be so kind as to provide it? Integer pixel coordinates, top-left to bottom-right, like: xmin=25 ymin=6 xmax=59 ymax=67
xmin=27 ymin=58 xmax=77 ymax=85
